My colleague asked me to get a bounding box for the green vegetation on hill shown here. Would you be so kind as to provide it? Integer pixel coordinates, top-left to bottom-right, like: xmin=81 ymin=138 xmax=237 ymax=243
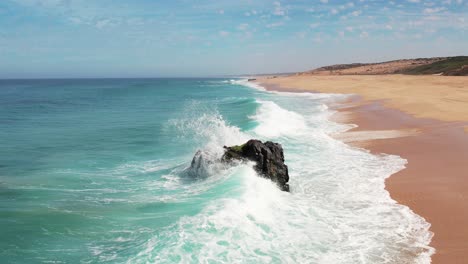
xmin=399 ymin=56 xmax=468 ymax=76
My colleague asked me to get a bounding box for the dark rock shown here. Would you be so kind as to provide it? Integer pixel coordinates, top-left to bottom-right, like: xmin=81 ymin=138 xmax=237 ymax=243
xmin=222 ymin=139 xmax=290 ymax=191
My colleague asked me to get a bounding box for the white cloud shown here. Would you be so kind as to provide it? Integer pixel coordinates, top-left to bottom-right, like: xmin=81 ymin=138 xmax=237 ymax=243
xmin=219 ymin=30 xmax=229 ymax=37
xmin=310 ymin=23 xmax=320 ymax=28
xmin=351 ymin=10 xmax=362 ymax=16
xmin=14 ymin=0 xmax=66 ymax=8
xmin=69 ymin=16 xmax=82 ymax=24
xmin=407 ymin=0 xmax=420 ymax=3
xmin=13 ymin=0 xmax=126 ymax=30
xmin=425 ymin=15 xmax=442 ymax=21
xmin=266 ymin=21 xmax=284 ymax=28
xmin=218 ymin=9 xmax=224 ymax=15
xmin=95 ymin=19 xmax=111 ymax=29
xmin=313 ymin=36 xmax=323 ymax=43
xmin=360 ymin=31 xmax=369 ymax=38
xmin=273 ymin=1 xmax=286 ymax=16
xmin=296 ymin=31 xmax=307 ymax=38
xmin=127 ymin=18 xmax=145 ymax=26
xmin=237 ymin=23 xmax=249 ymax=31
xmin=320 ymin=0 xmax=329 ymax=3
xmin=423 ymin=7 xmax=446 ymax=14
xmin=331 ymin=8 xmax=338 ymax=14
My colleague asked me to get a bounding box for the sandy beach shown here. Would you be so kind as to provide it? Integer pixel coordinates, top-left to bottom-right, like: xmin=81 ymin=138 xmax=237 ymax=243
xmin=258 ymin=74 xmax=468 ymax=263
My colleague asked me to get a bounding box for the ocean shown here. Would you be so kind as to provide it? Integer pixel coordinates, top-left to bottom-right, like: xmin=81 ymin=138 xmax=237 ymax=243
xmin=0 ymin=78 xmax=433 ymax=263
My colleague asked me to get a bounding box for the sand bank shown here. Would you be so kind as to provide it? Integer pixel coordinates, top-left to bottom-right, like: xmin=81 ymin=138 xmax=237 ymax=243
xmin=259 ymin=75 xmax=468 ymax=122
xmin=258 ymin=75 xmax=468 ymax=263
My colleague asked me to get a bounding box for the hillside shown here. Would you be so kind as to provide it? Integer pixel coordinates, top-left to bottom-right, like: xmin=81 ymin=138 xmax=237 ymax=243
xmin=302 ymin=56 xmax=468 ymax=76
xmin=397 ymin=56 xmax=468 ymax=76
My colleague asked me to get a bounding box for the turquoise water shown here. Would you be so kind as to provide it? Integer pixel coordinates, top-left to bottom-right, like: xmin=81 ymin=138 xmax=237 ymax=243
xmin=0 ymin=79 xmax=433 ymax=263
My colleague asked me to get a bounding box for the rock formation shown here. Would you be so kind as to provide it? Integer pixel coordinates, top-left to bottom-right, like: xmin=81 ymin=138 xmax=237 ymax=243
xmin=222 ymin=139 xmax=290 ymax=191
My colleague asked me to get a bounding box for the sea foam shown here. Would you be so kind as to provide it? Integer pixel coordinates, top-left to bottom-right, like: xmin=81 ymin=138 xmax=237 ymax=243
xmin=127 ymin=80 xmax=433 ymax=263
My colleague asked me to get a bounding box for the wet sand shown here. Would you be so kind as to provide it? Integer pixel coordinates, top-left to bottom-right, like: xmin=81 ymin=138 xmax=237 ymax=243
xmin=338 ymin=100 xmax=468 ymax=264
xmin=258 ymin=75 xmax=468 ymax=263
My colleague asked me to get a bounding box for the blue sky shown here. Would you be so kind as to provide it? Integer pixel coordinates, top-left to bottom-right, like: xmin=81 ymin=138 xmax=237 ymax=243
xmin=0 ymin=0 xmax=467 ymax=78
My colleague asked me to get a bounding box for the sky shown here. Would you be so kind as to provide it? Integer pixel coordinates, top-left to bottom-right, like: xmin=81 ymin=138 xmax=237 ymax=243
xmin=0 ymin=0 xmax=467 ymax=78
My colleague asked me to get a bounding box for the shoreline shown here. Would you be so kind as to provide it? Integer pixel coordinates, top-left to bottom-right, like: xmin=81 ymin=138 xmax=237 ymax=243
xmin=257 ymin=75 xmax=468 ymax=263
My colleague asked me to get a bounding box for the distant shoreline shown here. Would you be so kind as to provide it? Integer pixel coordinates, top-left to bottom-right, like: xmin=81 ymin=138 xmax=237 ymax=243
xmin=256 ymin=74 xmax=468 ymax=263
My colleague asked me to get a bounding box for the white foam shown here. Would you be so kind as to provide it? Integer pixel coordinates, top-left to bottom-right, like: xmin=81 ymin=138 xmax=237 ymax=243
xmin=127 ymin=94 xmax=434 ymax=263
xmin=333 ymin=129 xmax=420 ymax=143
xmin=232 ymin=79 xmax=266 ymax=91
xmin=250 ymin=100 xmax=308 ymax=138
xmin=234 ymin=78 xmax=351 ymax=105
